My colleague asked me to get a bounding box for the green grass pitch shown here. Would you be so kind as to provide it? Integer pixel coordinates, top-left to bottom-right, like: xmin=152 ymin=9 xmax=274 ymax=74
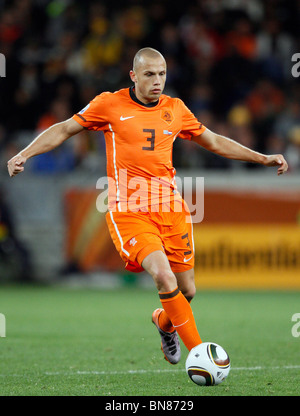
xmin=0 ymin=285 xmax=299 ymax=396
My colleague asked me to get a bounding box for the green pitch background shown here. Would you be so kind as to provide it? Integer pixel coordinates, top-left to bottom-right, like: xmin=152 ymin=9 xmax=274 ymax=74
xmin=0 ymin=285 xmax=299 ymax=396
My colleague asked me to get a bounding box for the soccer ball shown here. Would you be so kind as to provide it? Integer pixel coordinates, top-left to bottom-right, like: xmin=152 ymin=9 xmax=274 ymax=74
xmin=185 ymin=342 xmax=230 ymax=386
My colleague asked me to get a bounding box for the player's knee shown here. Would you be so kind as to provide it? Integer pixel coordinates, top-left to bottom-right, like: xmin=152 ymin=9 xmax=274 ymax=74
xmin=181 ymin=284 xmax=196 ymax=303
xmin=152 ymin=269 xmax=177 ymax=293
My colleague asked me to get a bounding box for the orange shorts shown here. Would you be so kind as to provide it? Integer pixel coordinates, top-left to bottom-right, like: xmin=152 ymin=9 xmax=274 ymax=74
xmin=106 ymin=200 xmax=194 ymax=273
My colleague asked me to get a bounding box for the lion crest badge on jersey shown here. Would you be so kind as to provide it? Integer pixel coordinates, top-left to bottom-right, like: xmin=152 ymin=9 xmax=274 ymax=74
xmin=160 ymin=110 xmax=174 ymax=125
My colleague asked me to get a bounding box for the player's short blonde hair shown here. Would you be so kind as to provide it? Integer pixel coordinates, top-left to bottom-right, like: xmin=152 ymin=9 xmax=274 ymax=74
xmin=133 ymin=48 xmax=165 ymax=71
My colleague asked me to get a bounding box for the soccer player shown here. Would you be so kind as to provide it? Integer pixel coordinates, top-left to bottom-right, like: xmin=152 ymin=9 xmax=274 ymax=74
xmin=7 ymin=48 xmax=288 ymax=365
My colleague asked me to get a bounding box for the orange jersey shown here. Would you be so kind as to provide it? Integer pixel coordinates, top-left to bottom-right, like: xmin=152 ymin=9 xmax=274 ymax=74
xmin=72 ymin=87 xmax=206 ymax=211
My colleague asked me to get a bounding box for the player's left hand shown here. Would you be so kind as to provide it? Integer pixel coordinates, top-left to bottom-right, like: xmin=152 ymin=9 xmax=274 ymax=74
xmin=263 ymin=154 xmax=288 ymax=175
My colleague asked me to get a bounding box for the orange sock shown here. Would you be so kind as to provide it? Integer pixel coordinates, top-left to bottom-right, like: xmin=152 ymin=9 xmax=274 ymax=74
xmin=158 ymin=309 xmax=175 ymax=333
xmin=159 ymin=287 xmax=202 ymax=351
xmin=158 ymin=297 xmax=192 ymax=333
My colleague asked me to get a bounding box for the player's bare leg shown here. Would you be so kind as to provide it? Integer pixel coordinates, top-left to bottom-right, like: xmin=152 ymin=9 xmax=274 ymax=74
xmin=142 ymin=250 xmax=177 ymax=292
xmin=175 ymin=269 xmax=196 ymax=303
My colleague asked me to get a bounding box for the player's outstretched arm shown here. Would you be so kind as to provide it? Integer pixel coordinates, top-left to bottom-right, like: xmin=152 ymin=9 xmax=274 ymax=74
xmin=7 ymin=118 xmax=84 ymax=177
xmin=192 ymin=128 xmax=288 ymax=175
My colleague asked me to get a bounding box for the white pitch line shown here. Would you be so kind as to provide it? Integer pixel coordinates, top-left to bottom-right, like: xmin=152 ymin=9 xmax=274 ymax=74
xmin=0 ymin=365 xmax=299 ymax=378
xmin=44 ymin=365 xmax=300 ymax=376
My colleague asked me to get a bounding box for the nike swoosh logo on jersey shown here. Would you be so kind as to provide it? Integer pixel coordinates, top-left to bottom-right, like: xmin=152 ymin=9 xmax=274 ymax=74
xmin=184 ymin=255 xmax=193 ymax=263
xmin=120 ymin=116 xmax=135 ymax=121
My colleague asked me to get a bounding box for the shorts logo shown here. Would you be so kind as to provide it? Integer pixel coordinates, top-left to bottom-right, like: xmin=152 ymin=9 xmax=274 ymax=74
xmin=184 ymin=255 xmax=193 ymax=263
xmin=161 ymin=110 xmax=174 ymax=125
xmin=129 ymin=237 xmax=138 ymax=246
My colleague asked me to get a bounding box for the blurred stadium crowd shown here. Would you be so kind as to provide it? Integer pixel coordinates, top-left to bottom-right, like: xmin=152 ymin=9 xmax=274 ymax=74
xmin=0 ymin=0 xmax=300 ymax=174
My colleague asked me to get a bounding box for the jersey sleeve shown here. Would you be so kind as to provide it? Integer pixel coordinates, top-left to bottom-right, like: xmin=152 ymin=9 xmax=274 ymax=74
xmin=72 ymin=92 xmax=111 ymax=131
xmin=177 ymin=99 xmax=206 ymax=140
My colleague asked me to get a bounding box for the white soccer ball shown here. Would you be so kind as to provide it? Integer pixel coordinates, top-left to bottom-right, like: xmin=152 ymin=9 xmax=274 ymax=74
xmin=185 ymin=342 xmax=230 ymax=386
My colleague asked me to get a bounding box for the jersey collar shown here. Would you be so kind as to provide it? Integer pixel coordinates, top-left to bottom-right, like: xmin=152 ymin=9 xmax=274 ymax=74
xmin=129 ymin=87 xmax=159 ymax=108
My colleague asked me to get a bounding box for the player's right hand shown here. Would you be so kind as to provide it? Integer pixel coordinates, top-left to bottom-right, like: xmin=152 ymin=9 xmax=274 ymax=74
xmin=7 ymin=154 xmax=27 ymax=177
